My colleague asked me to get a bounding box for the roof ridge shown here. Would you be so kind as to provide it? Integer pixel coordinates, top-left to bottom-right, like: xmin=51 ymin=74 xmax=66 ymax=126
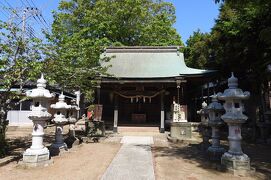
xmin=106 ymin=46 xmax=182 ymax=53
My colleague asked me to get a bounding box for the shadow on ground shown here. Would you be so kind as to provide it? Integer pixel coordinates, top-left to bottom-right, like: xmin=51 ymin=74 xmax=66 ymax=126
xmin=3 ymin=133 xmax=56 ymax=163
xmin=152 ymin=141 xmax=271 ymax=179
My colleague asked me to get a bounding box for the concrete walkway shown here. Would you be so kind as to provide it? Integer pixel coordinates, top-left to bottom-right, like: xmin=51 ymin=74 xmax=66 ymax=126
xmin=101 ymin=136 xmax=155 ymax=180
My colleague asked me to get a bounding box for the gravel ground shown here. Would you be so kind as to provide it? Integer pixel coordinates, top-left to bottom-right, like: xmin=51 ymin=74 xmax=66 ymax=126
xmin=152 ymin=134 xmax=271 ymax=180
xmin=1 ymin=127 xmax=271 ymax=180
xmin=0 ymin=142 xmax=120 ymax=180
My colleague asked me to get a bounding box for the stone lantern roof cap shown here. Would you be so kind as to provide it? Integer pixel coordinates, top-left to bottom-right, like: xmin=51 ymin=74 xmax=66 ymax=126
xmin=70 ymin=104 xmax=80 ymax=111
xmin=70 ymin=99 xmax=80 ymax=110
xmin=217 ymin=73 xmax=250 ymax=100
xmin=207 ymin=94 xmax=224 ymax=111
xmin=50 ymin=93 xmax=71 ymax=110
xmin=201 ymin=101 xmax=207 ymax=109
xmin=197 ymin=101 xmax=208 ymax=115
xmin=228 ymin=72 xmax=238 ymax=89
xmin=28 ymin=74 xmax=53 ymax=99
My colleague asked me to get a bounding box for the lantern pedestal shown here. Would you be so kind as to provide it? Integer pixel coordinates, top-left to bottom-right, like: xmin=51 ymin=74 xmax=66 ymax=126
xmin=23 ymin=119 xmax=50 ymax=164
xmin=50 ymin=125 xmax=68 ymax=156
xmin=207 ymin=125 xmax=225 ymax=161
xmin=199 ymin=124 xmax=211 ymax=151
xmin=221 ymin=120 xmax=252 ymax=174
xmin=197 ymin=101 xmax=211 ymax=151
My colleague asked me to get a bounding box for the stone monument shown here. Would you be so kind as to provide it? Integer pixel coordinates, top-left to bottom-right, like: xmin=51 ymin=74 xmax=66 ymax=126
xmin=197 ymin=101 xmax=211 ymax=150
xmin=169 ymin=99 xmax=192 ymax=141
xmin=50 ymin=93 xmax=71 ymax=155
xmin=22 ymin=74 xmax=53 ymax=167
xmin=206 ymin=94 xmax=225 ymax=161
xmin=217 ymin=72 xmax=252 ymax=174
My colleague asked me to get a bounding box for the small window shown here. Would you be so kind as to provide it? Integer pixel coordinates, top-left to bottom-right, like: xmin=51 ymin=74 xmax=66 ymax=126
xmin=34 ymin=102 xmax=40 ymax=107
xmin=57 ymin=111 xmax=61 ymax=115
xmin=234 ymin=103 xmax=240 ymax=108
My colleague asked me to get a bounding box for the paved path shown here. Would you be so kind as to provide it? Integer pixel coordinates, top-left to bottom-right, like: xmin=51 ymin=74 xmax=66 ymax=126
xmin=101 ymin=136 xmax=155 ymax=180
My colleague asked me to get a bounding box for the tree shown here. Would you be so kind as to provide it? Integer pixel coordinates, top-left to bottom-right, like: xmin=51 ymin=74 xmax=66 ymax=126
xmin=0 ymin=20 xmax=43 ymax=156
xmin=186 ymin=1 xmax=271 ymax=85
xmin=45 ymin=0 xmax=183 ymax=101
xmin=184 ymin=30 xmax=211 ymax=69
xmin=210 ymin=0 xmax=271 ymax=82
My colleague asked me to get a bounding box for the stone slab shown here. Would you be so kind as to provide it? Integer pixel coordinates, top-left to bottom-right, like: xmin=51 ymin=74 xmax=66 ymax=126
xmin=120 ymin=136 xmax=154 ymax=145
xmin=18 ymin=159 xmax=53 ymax=168
xmin=102 ymin=136 xmax=155 ymax=180
xmin=170 ymin=122 xmax=192 ymax=140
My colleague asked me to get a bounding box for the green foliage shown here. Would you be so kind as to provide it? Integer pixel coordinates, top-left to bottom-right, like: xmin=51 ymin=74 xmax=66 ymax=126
xmin=186 ymin=0 xmax=271 ymax=92
xmin=184 ymin=30 xmax=211 ymax=69
xmin=210 ymin=0 xmax=271 ymax=80
xmin=45 ymin=0 xmax=183 ymax=101
xmin=0 ymin=20 xmax=44 ymax=156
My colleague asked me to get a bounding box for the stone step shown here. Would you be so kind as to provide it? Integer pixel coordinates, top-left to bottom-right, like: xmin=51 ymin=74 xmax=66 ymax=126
xmin=118 ymin=126 xmax=159 ymax=133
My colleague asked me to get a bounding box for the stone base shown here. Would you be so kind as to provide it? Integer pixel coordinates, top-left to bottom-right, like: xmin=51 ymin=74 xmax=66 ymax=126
xmin=200 ymin=141 xmax=211 ymax=151
xmin=22 ymin=147 xmax=52 ymax=167
xmin=160 ymin=128 xmax=165 ymax=133
xmin=170 ymin=122 xmax=192 ymax=140
xmin=267 ymin=138 xmax=271 ymax=145
xmin=64 ymin=136 xmax=80 ymax=148
xmin=207 ymin=146 xmax=225 ymax=161
xmin=49 ymin=143 xmax=68 ymax=156
xmin=82 ymin=136 xmax=102 ymax=143
xmin=19 ymin=159 xmax=53 ymax=168
xmin=221 ymin=152 xmax=254 ymax=176
xmin=113 ymin=127 xmax=118 ymax=133
xmin=167 ymin=134 xmax=197 ymax=144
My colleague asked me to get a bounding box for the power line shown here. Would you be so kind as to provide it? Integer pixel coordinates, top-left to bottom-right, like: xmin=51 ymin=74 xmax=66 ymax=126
xmin=3 ymin=0 xmax=20 ymax=17
xmin=26 ymin=0 xmax=50 ymax=29
xmin=19 ymin=0 xmax=27 ymax=7
xmin=40 ymin=14 xmax=49 ymax=28
xmin=29 ymin=0 xmax=37 ymax=8
xmin=0 ymin=12 xmax=8 ymax=20
xmin=24 ymin=0 xmax=32 ymax=8
xmin=0 ymin=8 xmax=9 ymax=19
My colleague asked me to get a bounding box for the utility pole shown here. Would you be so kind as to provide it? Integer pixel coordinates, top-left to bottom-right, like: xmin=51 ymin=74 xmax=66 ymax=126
xmin=22 ymin=8 xmax=26 ymax=39
xmin=22 ymin=7 xmax=41 ymax=39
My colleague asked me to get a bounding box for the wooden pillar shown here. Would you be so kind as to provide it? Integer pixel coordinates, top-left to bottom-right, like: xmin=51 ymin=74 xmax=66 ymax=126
xmin=160 ymin=91 xmax=165 ymax=133
xmin=96 ymin=78 xmax=101 ymax=104
xmin=207 ymin=82 xmax=210 ymax=104
xmin=113 ymin=94 xmax=118 ymax=133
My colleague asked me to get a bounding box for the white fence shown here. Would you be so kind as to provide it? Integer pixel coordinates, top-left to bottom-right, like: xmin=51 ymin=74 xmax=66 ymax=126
xmin=7 ymin=110 xmax=32 ymax=126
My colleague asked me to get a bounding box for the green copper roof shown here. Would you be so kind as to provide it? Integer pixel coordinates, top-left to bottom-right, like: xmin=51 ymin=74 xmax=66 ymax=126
xmin=101 ymin=46 xmax=214 ymax=78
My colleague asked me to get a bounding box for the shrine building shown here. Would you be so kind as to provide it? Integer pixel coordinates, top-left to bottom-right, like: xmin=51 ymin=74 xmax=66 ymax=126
xmin=96 ymin=46 xmax=214 ymax=132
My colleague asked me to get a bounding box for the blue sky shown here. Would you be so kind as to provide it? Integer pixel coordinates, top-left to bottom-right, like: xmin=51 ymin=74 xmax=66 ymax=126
xmin=0 ymin=0 xmax=220 ymax=43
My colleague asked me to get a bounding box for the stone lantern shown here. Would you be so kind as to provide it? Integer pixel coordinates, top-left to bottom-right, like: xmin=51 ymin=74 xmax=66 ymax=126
xmin=23 ymin=74 xmax=53 ymax=166
xmin=206 ymin=94 xmax=225 ymax=161
xmin=197 ymin=101 xmax=211 ymax=150
xmin=217 ymin=73 xmax=251 ymax=173
xmin=65 ymin=99 xmax=80 ymax=147
xmin=50 ymin=93 xmax=71 ymax=155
